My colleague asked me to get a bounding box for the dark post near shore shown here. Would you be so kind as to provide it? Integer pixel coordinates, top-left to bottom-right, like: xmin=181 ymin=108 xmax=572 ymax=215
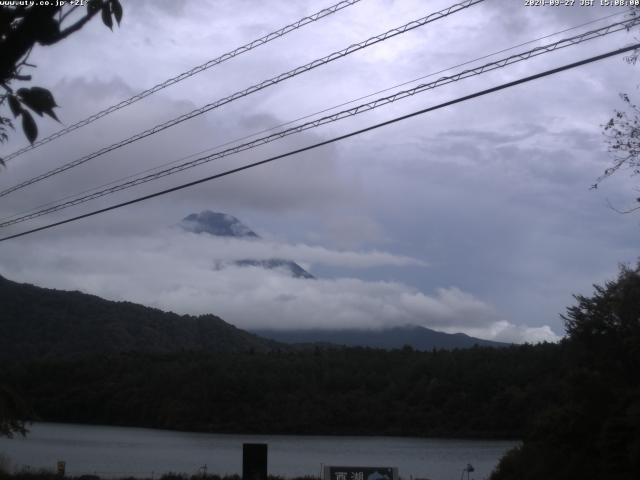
xmin=242 ymin=443 xmax=267 ymax=480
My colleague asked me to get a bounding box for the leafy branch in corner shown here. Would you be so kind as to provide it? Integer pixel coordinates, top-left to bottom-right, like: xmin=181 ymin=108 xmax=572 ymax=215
xmin=0 ymin=0 xmax=123 ymax=165
xmin=593 ymin=6 xmax=640 ymax=213
xmin=598 ymin=93 xmax=640 ymax=213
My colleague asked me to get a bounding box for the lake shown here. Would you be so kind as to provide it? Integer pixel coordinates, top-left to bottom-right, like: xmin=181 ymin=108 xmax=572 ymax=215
xmin=0 ymin=423 xmax=517 ymax=480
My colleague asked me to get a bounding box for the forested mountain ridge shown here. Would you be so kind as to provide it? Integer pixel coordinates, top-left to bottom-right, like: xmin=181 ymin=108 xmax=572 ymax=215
xmin=3 ymin=263 xmax=638 ymax=480
xmin=252 ymin=325 xmax=508 ymax=350
xmin=0 ymin=273 xmax=507 ymax=360
xmin=0 ymin=275 xmax=279 ymax=360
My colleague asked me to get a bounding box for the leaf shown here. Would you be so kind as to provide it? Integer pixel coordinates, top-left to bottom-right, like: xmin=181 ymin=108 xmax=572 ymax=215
xmin=21 ymin=110 xmax=37 ymax=144
xmin=8 ymin=95 xmax=22 ymax=117
xmin=30 ymin=87 xmax=58 ymax=107
xmin=17 ymin=87 xmax=59 ymax=121
xmin=111 ymin=0 xmax=122 ymax=25
xmin=0 ymin=115 xmax=13 ymax=127
xmin=101 ymin=3 xmax=113 ymax=30
xmin=87 ymin=0 xmax=102 ymax=14
xmin=44 ymin=108 xmax=59 ymax=122
xmin=35 ymin=15 xmax=61 ymax=45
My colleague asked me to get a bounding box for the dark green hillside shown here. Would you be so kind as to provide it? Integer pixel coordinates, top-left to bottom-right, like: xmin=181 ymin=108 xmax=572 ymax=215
xmin=2 ymin=343 xmax=563 ymax=438
xmin=6 ymin=263 xmax=638 ymax=478
xmin=252 ymin=325 xmax=508 ymax=350
xmin=0 ymin=273 xmax=564 ymax=439
xmin=0 ymin=275 xmax=278 ymax=360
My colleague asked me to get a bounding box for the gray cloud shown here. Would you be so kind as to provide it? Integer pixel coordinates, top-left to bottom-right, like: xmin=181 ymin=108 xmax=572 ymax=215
xmin=1 ymin=0 xmax=638 ymax=344
xmin=0 ymin=227 xmax=557 ymax=343
xmin=0 ymin=77 xmax=362 ymax=231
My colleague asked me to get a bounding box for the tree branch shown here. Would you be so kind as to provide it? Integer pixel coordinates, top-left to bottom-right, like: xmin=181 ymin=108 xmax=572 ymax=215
xmin=54 ymin=7 xmax=101 ymax=42
xmin=59 ymin=5 xmax=80 ymax=25
xmin=605 ymin=198 xmax=640 ymax=214
xmin=0 ymin=7 xmax=60 ymax=82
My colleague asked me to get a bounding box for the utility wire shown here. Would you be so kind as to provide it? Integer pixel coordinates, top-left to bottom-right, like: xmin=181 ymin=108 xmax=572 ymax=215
xmin=0 ymin=0 xmax=485 ymax=199
xmin=1 ymin=9 xmax=626 ymax=225
xmin=1 ymin=0 xmax=363 ymax=162
xmin=1 ymin=42 xmax=637 ymax=243
xmin=1 ymin=17 xmax=637 ymax=229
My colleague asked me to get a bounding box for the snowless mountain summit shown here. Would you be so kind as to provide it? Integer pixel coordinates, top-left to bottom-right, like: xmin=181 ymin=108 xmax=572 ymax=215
xmin=180 ymin=210 xmax=314 ymax=279
xmin=181 ymin=211 xmax=259 ymax=238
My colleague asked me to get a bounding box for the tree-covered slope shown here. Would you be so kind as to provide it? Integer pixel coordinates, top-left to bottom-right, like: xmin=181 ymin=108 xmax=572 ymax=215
xmin=3 ymin=344 xmax=563 ymax=438
xmin=0 ymin=275 xmax=278 ymax=360
xmin=252 ymin=325 xmax=508 ymax=350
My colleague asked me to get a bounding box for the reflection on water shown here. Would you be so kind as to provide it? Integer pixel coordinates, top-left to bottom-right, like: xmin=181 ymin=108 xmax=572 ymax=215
xmin=0 ymin=423 xmax=518 ymax=480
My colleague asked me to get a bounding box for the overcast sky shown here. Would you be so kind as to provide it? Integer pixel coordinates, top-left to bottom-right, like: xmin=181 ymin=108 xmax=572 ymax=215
xmin=1 ymin=0 xmax=639 ymax=343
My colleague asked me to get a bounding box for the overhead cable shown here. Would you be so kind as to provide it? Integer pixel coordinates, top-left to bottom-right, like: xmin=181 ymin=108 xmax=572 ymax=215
xmin=1 ymin=11 xmax=628 ymax=225
xmin=1 ymin=17 xmax=637 ymax=229
xmin=1 ymin=0 xmax=364 ymax=162
xmin=1 ymin=42 xmax=638 ymax=243
xmin=0 ymin=0 xmax=486 ymax=199
xmin=2 ymin=8 xmax=624 ymax=225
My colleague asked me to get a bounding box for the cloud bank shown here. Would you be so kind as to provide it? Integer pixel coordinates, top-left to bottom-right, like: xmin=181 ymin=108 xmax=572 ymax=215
xmin=0 ymin=227 xmax=559 ymax=344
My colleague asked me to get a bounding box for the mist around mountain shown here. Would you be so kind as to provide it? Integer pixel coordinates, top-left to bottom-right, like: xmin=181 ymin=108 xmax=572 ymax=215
xmin=0 ymin=275 xmax=279 ymax=361
xmin=6 ymin=261 xmax=638 ymax=473
xmin=181 ymin=210 xmax=314 ymax=279
xmin=1 ymin=272 xmax=546 ymax=440
xmin=0 ymin=273 xmax=504 ymax=364
xmin=231 ymin=258 xmax=314 ymax=279
xmin=252 ymin=325 xmax=508 ymax=350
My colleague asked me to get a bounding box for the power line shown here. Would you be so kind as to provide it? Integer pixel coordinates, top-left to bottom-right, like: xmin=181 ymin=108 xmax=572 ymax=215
xmin=1 ymin=9 xmax=625 ymax=225
xmin=1 ymin=0 xmax=364 ymax=162
xmin=0 ymin=11 xmax=625 ymax=226
xmin=0 ymin=0 xmax=486 ymax=199
xmin=1 ymin=42 xmax=637 ymax=243
xmin=1 ymin=17 xmax=636 ymax=229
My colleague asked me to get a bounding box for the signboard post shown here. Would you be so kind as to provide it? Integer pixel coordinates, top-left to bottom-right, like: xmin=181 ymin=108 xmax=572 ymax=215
xmin=242 ymin=443 xmax=268 ymax=480
xmin=323 ymin=466 xmax=398 ymax=480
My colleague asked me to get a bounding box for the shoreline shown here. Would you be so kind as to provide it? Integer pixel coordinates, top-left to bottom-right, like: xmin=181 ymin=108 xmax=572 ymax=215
xmin=14 ymin=421 xmax=521 ymax=443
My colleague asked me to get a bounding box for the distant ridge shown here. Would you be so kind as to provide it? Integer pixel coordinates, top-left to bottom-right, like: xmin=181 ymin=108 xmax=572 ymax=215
xmin=181 ymin=210 xmax=314 ymax=279
xmin=232 ymin=258 xmax=314 ymax=279
xmin=252 ymin=325 xmax=508 ymax=350
xmin=0 ymin=275 xmax=280 ymax=361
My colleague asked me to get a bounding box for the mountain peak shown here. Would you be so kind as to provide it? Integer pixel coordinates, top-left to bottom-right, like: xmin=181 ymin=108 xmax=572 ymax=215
xmin=181 ymin=210 xmax=259 ymax=238
xmin=180 ymin=210 xmax=314 ymax=280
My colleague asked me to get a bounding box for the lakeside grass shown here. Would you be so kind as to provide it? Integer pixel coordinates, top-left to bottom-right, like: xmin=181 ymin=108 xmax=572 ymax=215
xmin=0 ymin=472 xmax=321 ymax=480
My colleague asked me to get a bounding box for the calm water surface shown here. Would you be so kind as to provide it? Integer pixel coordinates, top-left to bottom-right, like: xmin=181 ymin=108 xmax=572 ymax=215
xmin=0 ymin=423 xmax=517 ymax=480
